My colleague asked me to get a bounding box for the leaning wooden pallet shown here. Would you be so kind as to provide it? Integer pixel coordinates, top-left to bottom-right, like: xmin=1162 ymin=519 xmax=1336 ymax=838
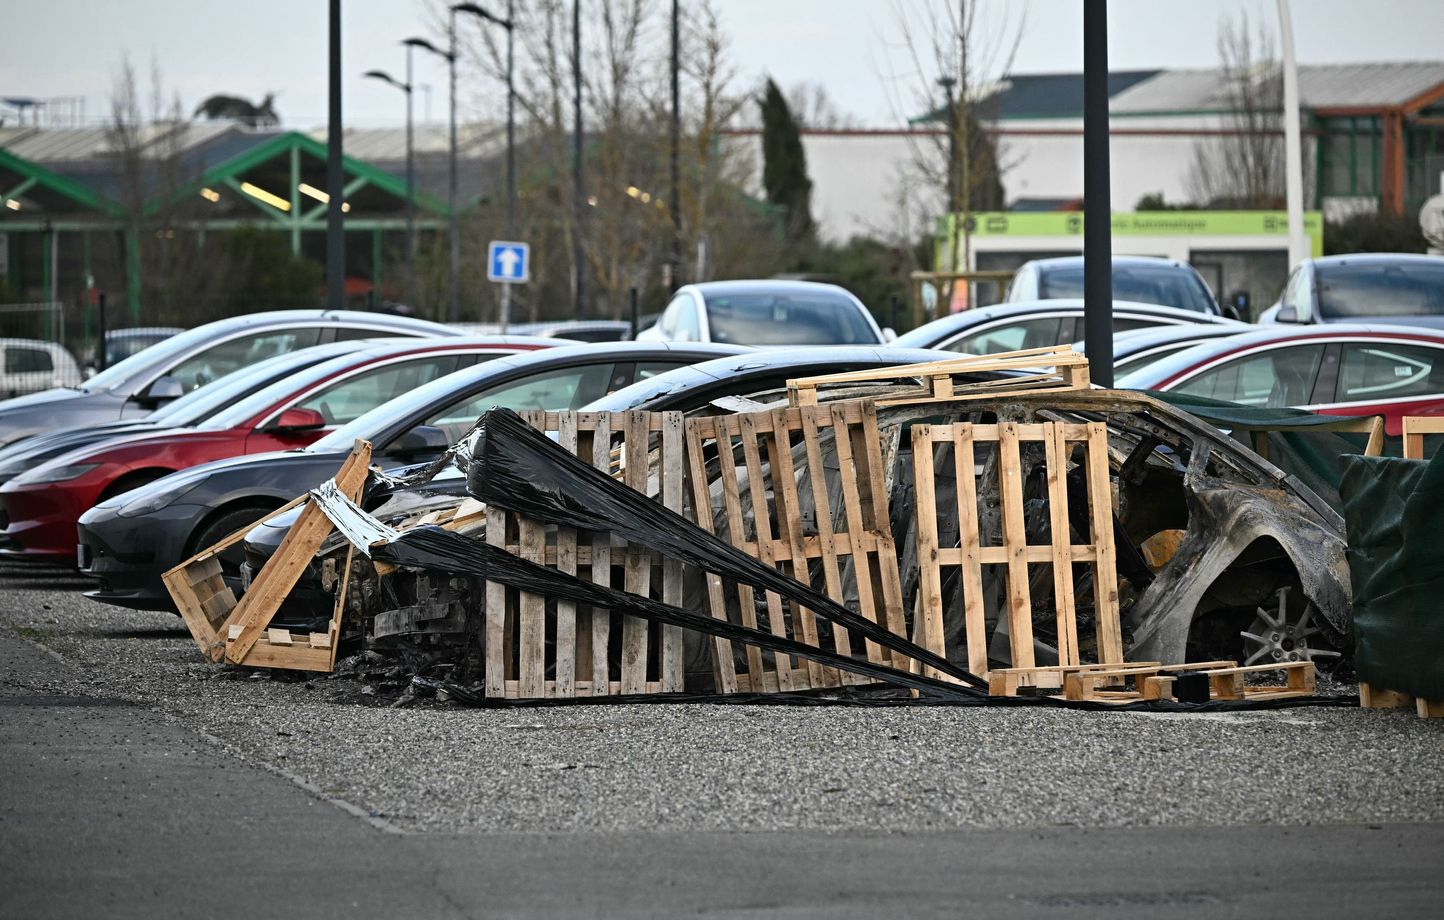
xmin=685 ymin=399 xmax=911 ymax=694
xmin=163 ymin=440 xmax=373 ymax=671
xmin=910 ymin=419 xmax=1123 ymax=685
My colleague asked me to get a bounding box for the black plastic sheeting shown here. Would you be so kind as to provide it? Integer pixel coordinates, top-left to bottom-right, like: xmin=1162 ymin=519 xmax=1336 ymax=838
xmin=1341 ymin=450 xmax=1444 ymax=701
xmin=465 ymin=407 xmax=986 ymax=689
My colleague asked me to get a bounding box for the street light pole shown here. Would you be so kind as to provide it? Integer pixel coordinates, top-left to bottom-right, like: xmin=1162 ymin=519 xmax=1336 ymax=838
xmin=453 ymin=2 xmax=517 ymax=329
xmin=669 ymin=0 xmax=681 ymax=292
xmin=326 ymin=0 xmax=345 ymax=311
xmin=572 ymin=0 xmax=586 ymax=318
xmin=363 ymin=64 xmax=417 ymax=309
xmin=1082 ymin=0 xmax=1114 ymax=388
xmin=403 ymin=35 xmax=458 ymax=321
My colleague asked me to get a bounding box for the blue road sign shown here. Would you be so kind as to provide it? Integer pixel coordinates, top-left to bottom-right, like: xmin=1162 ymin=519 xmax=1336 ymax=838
xmin=487 ymin=240 xmax=530 ymax=283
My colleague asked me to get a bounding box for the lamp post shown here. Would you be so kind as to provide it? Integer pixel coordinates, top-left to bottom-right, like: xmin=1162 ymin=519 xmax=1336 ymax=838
xmin=404 ymin=35 xmax=458 ymax=322
xmin=363 ymin=64 xmax=417 ymax=309
xmin=453 ymin=1 xmax=517 ymax=330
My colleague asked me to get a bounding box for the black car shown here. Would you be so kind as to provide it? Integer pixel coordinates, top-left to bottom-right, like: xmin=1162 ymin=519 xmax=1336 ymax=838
xmin=0 ymin=310 xmax=456 ymax=448
xmin=77 ymin=342 xmax=745 ymax=610
xmin=891 ymin=299 xmax=1243 ymax=356
xmin=0 ymin=340 xmax=374 ymax=484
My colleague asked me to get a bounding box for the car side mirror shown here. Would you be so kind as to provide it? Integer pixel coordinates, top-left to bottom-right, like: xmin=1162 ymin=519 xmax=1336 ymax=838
xmin=391 ymin=424 xmax=451 ymax=456
xmin=269 ymin=407 xmax=327 ymax=432
xmin=143 ymin=375 xmax=185 ymax=406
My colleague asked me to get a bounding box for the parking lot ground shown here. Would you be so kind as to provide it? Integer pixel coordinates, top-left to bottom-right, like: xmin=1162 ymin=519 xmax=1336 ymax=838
xmin=4 ymin=561 xmax=1444 ymax=918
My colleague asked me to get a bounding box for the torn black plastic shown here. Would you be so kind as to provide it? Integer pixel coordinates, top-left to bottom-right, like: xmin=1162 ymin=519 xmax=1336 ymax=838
xmin=465 ymin=407 xmax=986 ymax=689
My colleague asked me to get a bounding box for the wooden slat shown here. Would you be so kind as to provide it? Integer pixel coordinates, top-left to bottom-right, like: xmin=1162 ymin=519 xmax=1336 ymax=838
xmin=739 ymin=411 xmax=796 ymax=691
xmin=660 ymin=411 xmax=685 ymax=692
xmin=996 ymin=421 xmax=1035 ymax=670
xmin=800 ymin=405 xmax=852 ymax=673
xmin=715 ymin=418 xmax=768 ymax=688
xmin=1085 ymin=422 xmax=1123 ymax=664
xmin=1044 ymin=424 xmax=1079 ymax=667
xmin=517 ymin=412 xmax=549 ymax=698
xmin=685 ymin=418 xmax=739 ymax=694
xmin=484 ymin=502 xmax=508 ymax=698
xmin=830 ymin=403 xmax=885 ymax=665
xmin=911 ymin=425 xmax=946 ymax=679
xmin=939 ymin=545 xmax=1100 ymax=565
xmin=589 ymin=414 xmax=613 ymax=696
xmin=766 ymin=407 xmax=825 ymax=687
xmin=620 ymin=411 xmax=652 ymax=694
xmin=554 ymin=413 xmax=580 ymax=698
xmin=952 ymin=425 xmax=989 ymax=677
xmin=858 ymin=402 xmax=910 ymax=665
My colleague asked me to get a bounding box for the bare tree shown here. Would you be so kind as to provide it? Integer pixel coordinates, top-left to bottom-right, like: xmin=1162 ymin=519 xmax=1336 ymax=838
xmin=784 ymin=81 xmax=857 ymax=130
xmin=1186 ymin=12 xmax=1287 ymax=209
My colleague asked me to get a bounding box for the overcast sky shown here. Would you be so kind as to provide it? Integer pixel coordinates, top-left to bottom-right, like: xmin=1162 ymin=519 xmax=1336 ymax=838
xmin=4 ymin=0 xmax=1443 ymax=129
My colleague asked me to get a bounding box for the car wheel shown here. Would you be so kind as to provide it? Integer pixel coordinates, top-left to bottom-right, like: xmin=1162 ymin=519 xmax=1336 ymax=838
xmin=189 ymin=505 xmax=278 ymax=580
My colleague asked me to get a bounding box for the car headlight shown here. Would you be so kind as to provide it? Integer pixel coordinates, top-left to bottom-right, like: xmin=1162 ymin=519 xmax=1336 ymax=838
xmin=12 ymin=462 xmax=100 ymax=485
xmin=116 ymin=477 xmax=206 ymax=518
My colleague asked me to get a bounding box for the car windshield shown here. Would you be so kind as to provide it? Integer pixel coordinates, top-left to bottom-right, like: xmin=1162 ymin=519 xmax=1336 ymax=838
xmin=80 ymin=321 xmax=256 ymax=392
xmin=1039 ymin=265 xmax=1214 ymax=313
xmin=702 ymin=292 xmax=878 ymax=345
xmin=1316 ymin=261 xmax=1444 ymax=317
xmin=194 ymin=353 xmax=377 ymax=430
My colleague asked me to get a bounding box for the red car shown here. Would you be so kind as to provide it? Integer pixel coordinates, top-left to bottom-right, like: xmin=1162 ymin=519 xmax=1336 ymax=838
xmin=1117 ymin=324 xmax=1444 ymax=434
xmin=0 ymin=336 xmax=556 ymax=562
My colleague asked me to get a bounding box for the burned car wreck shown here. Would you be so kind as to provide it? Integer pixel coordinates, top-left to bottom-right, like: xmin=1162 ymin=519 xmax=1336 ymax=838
xmin=167 ymin=348 xmax=1350 ymax=706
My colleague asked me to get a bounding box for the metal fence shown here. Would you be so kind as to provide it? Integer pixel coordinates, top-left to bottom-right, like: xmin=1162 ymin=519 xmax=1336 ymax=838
xmin=0 ymin=302 xmax=86 ymax=395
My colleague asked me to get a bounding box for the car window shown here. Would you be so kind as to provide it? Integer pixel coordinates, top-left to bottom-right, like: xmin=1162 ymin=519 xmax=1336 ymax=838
xmin=1172 ymin=345 xmax=1326 ymax=408
xmin=167 ymin=328 xmax=323 ymax=391
xmin=1114 ymin=317 xmax=1171 ymax=333
xmin=418 ymin=363 xmax=620 ymax=442
xmin=657 ymin=299 xmax=685 ymax=337
xmin=1337 ymin=343 xmax=1444 ymax=402
xmin=289 ymin=355 xmax=462 ymax=425
xmin=1278 ymin=268 xmax=1304 ymax=319
xmin=1115 ymin=345 xmax=1193 ymax=377
xmin=674 ymin=303 xmax=702 ymax=342
xmin=702 ymin=292 xmax=878 ymax=345
xmin=635 ymin=361 xmax=690 ymax=381
xmin=1315 ymin=262 xmax=1444 ymax=318
xmin=946 ymin=317 xmax=1064 ymax=355
xmin=1040 ymin=265 xmax=1214 ymax=313
xmin=5 ymin=346 xmax=53 ymax=374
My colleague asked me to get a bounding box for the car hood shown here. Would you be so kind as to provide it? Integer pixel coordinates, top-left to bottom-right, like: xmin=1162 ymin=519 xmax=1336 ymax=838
xmin=0 ymin=389 xmax=127 ymax=447
xmin=1321 ymin=314 xmax=1444 ymax=330
xmin=0 ymin=421 xmax=170 ymax=477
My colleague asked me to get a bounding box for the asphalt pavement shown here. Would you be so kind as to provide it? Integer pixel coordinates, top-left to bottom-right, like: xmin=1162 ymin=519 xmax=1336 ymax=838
xmin=3 ymin=562 xmax=1444 ymax=918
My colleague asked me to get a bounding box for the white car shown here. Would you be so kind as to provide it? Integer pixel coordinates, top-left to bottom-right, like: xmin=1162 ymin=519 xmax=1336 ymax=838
xmin=637 ymin=280 xmax=887 ymax=347
xmin=0 ymin=339 xmax=82 ymax=398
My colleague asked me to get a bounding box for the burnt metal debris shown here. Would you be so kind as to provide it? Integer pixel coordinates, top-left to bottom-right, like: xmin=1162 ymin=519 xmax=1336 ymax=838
xmin=166 ymin=347 xmax=1361 ymax=709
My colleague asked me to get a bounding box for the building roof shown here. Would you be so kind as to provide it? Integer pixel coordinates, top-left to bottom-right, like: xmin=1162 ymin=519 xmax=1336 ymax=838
xmin=1109 ymin=61 xmax=1444 ymax=114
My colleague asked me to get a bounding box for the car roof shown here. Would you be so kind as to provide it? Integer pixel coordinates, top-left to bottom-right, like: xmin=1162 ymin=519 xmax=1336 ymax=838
xmin=683 ymin=279 xmax=858 ymax=299
xmin=1029 ymin=255 xmax=1192 ymax=270
xmin=1083 ymin=323 xmax=1251 ymax=356
xmin=1307 ymin=253 xmax=1444 ymax=268
xmin=893 ymin=299 xmax=1234 ymax=348
xmin=1117 ymin=322 xmax=1444 ymax=387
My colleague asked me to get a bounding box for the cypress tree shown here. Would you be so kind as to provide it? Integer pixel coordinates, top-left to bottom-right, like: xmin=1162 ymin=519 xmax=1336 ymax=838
xmin=759 ymin=78 xmax=815 ymax=244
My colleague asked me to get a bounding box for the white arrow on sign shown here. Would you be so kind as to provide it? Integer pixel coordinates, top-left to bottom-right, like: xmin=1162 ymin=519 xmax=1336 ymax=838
xmin=497 ymin=247 xmax=522 ymax=278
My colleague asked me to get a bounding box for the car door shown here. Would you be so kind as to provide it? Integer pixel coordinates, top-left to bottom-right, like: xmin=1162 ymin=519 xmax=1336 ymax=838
xmin=1321 ymin=340 xmax=1444 ymax=432
xmin=942 ymin=316 xmax=1066 ymax=355
xmin=1168 ymin=344 xmax=1328 ymax=408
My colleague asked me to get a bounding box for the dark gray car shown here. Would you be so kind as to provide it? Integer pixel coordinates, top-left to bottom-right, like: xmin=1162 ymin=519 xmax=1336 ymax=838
xmin=0 ymin=310 xmax=456 ymax=447
xmin=77 ymin=342 xmax=746 ymax=610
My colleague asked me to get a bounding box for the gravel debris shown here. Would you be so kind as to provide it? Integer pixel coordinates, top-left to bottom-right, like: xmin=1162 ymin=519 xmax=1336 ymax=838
xmin=4 ymin=561 xmax=1442 ymax=835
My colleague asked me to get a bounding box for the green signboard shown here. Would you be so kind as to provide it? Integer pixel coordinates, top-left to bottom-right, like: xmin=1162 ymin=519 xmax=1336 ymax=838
xmin=940 ymin=210 xmax=1324 ymax=257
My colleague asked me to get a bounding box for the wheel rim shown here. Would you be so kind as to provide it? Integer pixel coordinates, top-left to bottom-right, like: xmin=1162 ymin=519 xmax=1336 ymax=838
xmin=1239 ymin=585 xmax=1341 ymax=666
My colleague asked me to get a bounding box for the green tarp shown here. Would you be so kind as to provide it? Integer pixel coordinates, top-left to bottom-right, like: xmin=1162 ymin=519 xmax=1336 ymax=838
xmin=1340 ymin=450 xmax=1444 ymax=701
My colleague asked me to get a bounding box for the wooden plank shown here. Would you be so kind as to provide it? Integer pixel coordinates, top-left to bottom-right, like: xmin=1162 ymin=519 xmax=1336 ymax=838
xmin=951 ymin=425 xmax=989 ymax=678
xmin=221 ymin=442 xmax=372 ymax=665
xmin=943 ymin=545 xmax=1100 ymax=565
xmin=324 ymin=545 xmax=354 ymax=669
xmin=739 ymin=411 xmax=797 ymax=691
xmin=660 ymin=412 xmax=685 ymax=692
xmin=554 ymin=413 xmax=579 ymax=698
xmin=1044 ymin=425 xmax=1079 ymax=667
xmin=910 ymin=425 xmax=946 ymax=679
xmin=996 ymin=421 xmax=1035 ymax=670
xmin=590 ymin=414 xmax=613 ymax=696
xmin=484 ymin=504 xmax=508 ymax=698
xmin=517 ymin=504 xmax=547 ymax=700
xmin=1359 ymin=682 xmax=1414 ymax=708
xmin=766 ymin=407 xmax=824 ymax=688
xmin=830 ymin=404 xmax=884 ymax=666
xmin=685 ymin=418 xmax=739 ymax=694
xmin=1402 ymin=415 xmax=1444 ymax=459
xmin=716 ymin=418 xmax=768 ymax=688
xmin=858 ymin=402 xmax=910 ymax=665
xmin=620 ymin=411 xmax=652 ymax=694
xmin=800 ymin=406 xmax=850 ymax=669
xmin=1085 ymin=423 xmax=1123 ymax=665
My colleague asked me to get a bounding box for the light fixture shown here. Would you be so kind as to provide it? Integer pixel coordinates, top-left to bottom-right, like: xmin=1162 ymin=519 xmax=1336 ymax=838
xmin=299 ymin=182 xmax=328 ymax=203
xmin=240 ymin=181 xmax=291 ymax=212
xmin=626 ymin=185 xmax=640 ymax=198
xmin=4 ymin=199 xmax=20 ymax=211
xmin=199 ymin=187 xmax=221 ymax=203
xmin=587 ymin=195 xmax=598 ymax=207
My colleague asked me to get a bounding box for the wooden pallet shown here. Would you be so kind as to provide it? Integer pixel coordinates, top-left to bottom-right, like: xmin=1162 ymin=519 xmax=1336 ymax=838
xmin=163 ymin=440 xmax=372 ymax=670
xmin=1360 ymin=682 xmax=1444 ymax=718
xmin=685 ymin=400 xmax=911 ymax=693
xmin=785 ymin=345 xmax=1090 ymax=409
xmin=1403 ymin=415 xmax=1444 ymax=460
xmin=1057 ymin=660 xmax=1315 ymax=703
xmin=910 ymin=419 xmax=1123 ymax=681
xmin=475 ymin=410 xmax=687 ymax=699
